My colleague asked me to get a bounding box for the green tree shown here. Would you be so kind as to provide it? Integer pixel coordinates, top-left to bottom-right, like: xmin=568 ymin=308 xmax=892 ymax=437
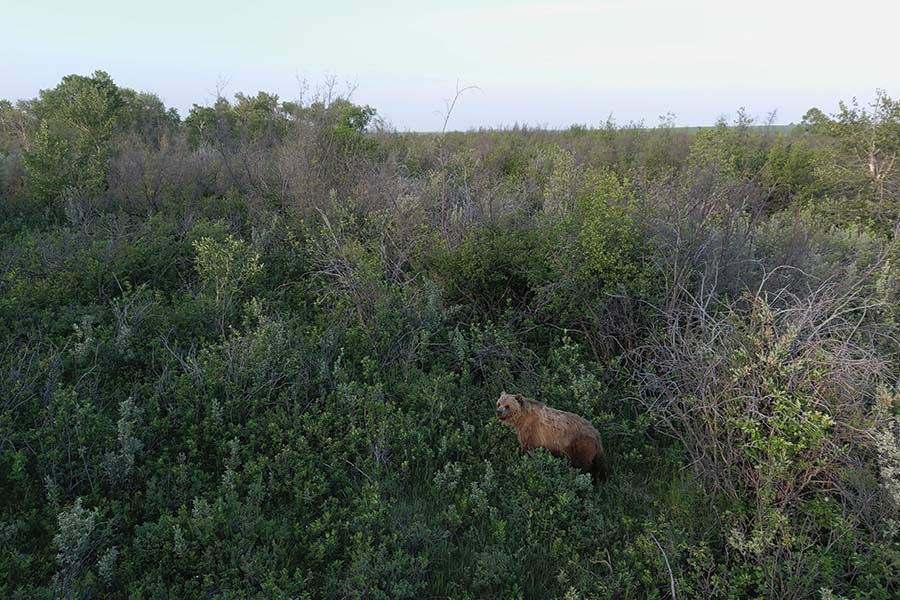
xmin=118 ymin=89 xmax=180 ymax=146
xmin=802 ymin=90 xmax=900 ymax=229
xmin=688 ymin=108 xmax=772 ymax=179
xmin=185 ymin=92 xmax=288 ymax=149
xmin=23 ymin=71 xmax=125 ymax=207
xmin=193 ymin=233 xmax=263 ymax=334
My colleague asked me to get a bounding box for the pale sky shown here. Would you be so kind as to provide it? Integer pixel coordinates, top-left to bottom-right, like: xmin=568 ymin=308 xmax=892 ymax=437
xmin=2 ymin=0 xmax=898 ymax=131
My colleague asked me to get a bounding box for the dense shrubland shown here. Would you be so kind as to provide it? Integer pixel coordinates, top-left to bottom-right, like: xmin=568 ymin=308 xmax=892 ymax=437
xmin=1 ymin=71 xmax=899 ymax=599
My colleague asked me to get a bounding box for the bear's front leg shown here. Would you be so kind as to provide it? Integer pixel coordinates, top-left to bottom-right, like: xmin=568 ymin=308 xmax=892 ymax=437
xmin=518 ymin=435 xmax=531 ymax=454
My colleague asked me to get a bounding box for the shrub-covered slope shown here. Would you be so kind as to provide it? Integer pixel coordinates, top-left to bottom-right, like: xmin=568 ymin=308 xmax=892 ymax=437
xmin=1 ymin=72 xmax=899 ymax=599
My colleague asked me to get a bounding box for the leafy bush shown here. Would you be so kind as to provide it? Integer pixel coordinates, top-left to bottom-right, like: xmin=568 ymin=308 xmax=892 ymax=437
xmin=635 ymin=285 xmax=899 ymax=598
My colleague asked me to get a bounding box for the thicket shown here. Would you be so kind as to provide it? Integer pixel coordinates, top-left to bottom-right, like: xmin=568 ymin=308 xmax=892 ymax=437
xmin=1 ymin=72 xmax=899 ymax=599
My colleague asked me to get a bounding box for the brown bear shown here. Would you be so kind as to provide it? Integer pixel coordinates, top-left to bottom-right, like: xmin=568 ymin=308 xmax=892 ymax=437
xmin=496 ymin=392 xmax=610 ymax=482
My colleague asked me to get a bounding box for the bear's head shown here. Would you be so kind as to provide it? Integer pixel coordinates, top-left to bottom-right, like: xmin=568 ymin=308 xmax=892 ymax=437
xmin=496 ymin=391 xmax=526 ymax=422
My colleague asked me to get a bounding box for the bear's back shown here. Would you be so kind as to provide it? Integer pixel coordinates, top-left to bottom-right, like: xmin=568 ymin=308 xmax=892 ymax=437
xmin=537 ymin=405 xmax=599 ymax=440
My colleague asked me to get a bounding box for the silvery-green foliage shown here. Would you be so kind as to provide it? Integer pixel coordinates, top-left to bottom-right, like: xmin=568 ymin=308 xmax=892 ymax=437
xmin=103 ymin=396 xmax=143 ymax=483
xmin=542 ymin=145 xmax=578 ymax=218
xmin=110 ymin=284 xmax=155 ymax=360
xmin=96 ymin=546 xmax=118 ymax=586
xmin=53 ymin=498 xmax=97 ymax=594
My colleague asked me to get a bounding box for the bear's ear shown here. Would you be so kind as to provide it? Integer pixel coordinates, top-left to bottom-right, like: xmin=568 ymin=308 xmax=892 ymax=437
xmin=515 ymin=393 xmax=525 ymax=406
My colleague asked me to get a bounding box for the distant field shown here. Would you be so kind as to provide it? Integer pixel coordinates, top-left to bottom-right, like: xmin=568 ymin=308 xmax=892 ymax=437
xmin=404 ymin=123 xmax=799 ymax=135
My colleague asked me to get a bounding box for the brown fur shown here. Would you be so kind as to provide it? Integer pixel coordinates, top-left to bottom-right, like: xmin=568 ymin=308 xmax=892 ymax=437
xmin=496 ymin=392 xmax=610 ymax=482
